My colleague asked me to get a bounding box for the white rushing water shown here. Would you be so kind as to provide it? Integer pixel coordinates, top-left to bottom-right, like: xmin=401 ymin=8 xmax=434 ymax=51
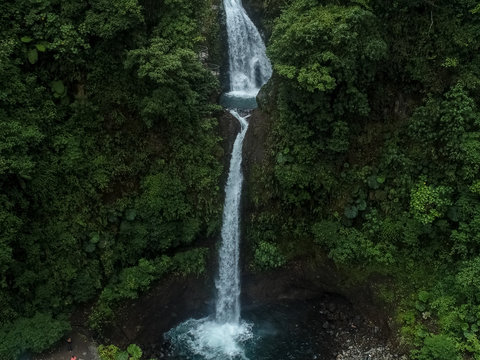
xmin=216 ymin=111 xmax=248 ymax=324
xmin=224 ymin=0 xmax=272 ymax=98
xmin=165 ymin=1 xmax=271 ymax=358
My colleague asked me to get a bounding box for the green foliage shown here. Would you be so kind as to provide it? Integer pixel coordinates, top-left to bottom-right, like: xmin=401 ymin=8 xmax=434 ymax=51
xmin=27 ymin=48 xmax=38 ymax=64
xmin=127 ymin=344 xmax=143 ymax=360
xmin=98 ymin=344 xmax=121 ymax=360
xmin=249 ymin=2 xmax=480 ymax=359
xmin=256 ymin=0 xmax=388 ymax=222
xmin=83 ymin=0 xmax=143 ymax=39
xmin=414 ymin=334 xmax=461 ymax=360
xmin=455 ymin=257 xmax=480 ymax=300
xmin=89 ymin=249 xmax=208 ymax=332
xmin=0 ymin=0 xmax=222 ymax=355
xmin=410 ymin=178 xmax=453 ymax=225
xmin=126 ymin=37 xmax=218 ymax=127
xmin=312 ymin=220 xmax=394 ymax=265
xmin=171 ymin=248 xmax=209 ymax=277
xmin=98 ymin=343 xmax=143 ymax=360
xmin=268 ymin=0 xmax=386 ymax=116
xmin=269 ymin=1 xmax=386 ymax=97
xmin=0 ymin=313 xmax=70 ymax=360
xmin=344 ymin=205 xmax=359 ymax=219
xmin=89 ymin=257 xmax=171 ymax=331
xmin=253 ymin=240 xmax=286 ymax=270
xmin=367 ymin=2 xmax=473 ymax=92
xmin=409 ymin=84 xmax=480 ymax=182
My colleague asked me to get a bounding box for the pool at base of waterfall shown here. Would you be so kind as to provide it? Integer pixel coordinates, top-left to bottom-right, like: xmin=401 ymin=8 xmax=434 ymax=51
xmin=220 ymin=92 xmax=259 ymax=110
xmin=165 ymin=318 xmax=253 ymax=360
xmin=162 ymin=299 xmax=358 ymax=360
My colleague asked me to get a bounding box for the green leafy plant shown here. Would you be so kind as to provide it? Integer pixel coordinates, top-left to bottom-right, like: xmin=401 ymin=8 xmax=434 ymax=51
xmin=410 ymin=178 xmax=453 ymax=225
xmin=253 ymin=241 xmax=286 ymax=270
xmin=414 ymin=335 xmax=460 ymax=360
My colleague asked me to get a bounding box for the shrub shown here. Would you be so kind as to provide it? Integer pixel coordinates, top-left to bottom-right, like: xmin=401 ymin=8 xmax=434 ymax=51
xmin=0 ymin=313 xmax=70 ymax=360
xmin=253 ymin=241 xmax=286 ymax=270
xmin=414 ymin=334 xmax=460 ymax=360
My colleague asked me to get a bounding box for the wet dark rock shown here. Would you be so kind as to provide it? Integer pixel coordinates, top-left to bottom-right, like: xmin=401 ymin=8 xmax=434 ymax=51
xmin=218 ymin=109 xmax=242 ymax=192
xmin=240 ymin=0 xmax=267 ymax=38
xmin=218 ymin=110 xmax=241 ymax=161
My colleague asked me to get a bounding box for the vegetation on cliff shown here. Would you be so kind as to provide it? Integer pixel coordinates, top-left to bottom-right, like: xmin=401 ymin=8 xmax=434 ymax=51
xmin=247 ymin=0 xmax=480 ymax=358
xmin=2 ymin=0 xmax=480 ymax=358
xmin=0 ymin=0 xmax=222 ymax=357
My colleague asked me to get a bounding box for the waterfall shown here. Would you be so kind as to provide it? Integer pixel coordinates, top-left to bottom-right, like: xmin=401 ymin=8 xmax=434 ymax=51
xmin=215 ymin=111 xmax=248 ymax=324
xmin=165 ymin=0 xmax=271 ymax=358
xmin=224 ymin=0 xmax=272 ymax=97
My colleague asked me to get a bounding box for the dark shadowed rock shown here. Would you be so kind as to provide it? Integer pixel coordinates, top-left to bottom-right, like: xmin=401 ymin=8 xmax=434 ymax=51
xmin=219 ymin=110 xmax=241 ymax=159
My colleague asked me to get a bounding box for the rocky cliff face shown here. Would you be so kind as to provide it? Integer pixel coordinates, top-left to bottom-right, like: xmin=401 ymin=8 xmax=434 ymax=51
xmin=242 ymin=75 xmax=277 ymax=196
xmin=241 ymin=0 xmax=285 ymax=39
xmin=241 ymin=0 xmax=265 ymax=32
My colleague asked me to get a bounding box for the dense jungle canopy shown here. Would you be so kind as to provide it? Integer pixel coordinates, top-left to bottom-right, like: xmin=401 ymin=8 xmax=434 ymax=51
xmin=1 ymin=0 xmax=480 ymax=359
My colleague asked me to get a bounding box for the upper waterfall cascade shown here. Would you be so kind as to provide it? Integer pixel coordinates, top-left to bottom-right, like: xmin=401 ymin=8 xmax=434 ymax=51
xmin=224 ymin=0 xmax=272 ymax=97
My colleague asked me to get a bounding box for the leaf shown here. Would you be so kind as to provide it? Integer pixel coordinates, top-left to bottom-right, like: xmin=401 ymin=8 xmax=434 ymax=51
xmin=344 ymin=205 xmax=358 ymax=219
xmin=376 ymin=175 xmax=386 ymax=184
xmin=125 ymin=209 xmax=137 ymax=221
xmin=352 ymin=184 xmax=360 ymax=195
xmin=115 ymin=351 xmax=129 ymax=360
xmin=35 ymin=43 xmax=47 ymax=52
xmin=415 ymin=301 xmax=426 ymax=312
xmin=447 ymin=206 xmax=459 ymax=222
xmin=356 ymin=199 xmax=367 ymax=211
xmin=90 ymin=233 xmax=100 ymax=244
xmin=276 ymin=153 xmax=285 ymax=164
xmin=418 ymin=290 xmax=430 ymax=302
xmin=51 ymin=80 xmax=65 ymax=95
xmin=27 ymin=48 xmax=38 ymax=64
xmin=21 ymin=36 xmax=33 ymax=43
xmin=85 ymin=243 xmax=96 ymax=253
xmin=367 ymin=175 xmax=380 ymax=189
xmin=127 ymin=344 xmax=142 ymax=360
xmin=415 ymin=328 xmax=428 ymax=338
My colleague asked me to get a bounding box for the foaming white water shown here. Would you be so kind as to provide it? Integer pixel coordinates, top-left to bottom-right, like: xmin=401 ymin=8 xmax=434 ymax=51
xmin=165 ymin=318 xmax=253 ymax=360
xmin=215 ymin=110 xmax=248 ymax=324
xmin=224 ymin=90 xmax=259 ymax=99
xmin=224 ymin=0 xmax=272 ymax=95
